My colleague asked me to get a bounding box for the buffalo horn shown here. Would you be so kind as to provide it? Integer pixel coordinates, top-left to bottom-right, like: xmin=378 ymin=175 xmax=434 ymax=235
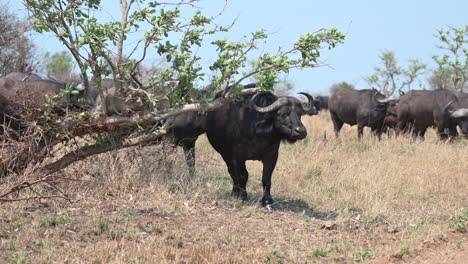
xmin=298 ymin=92 xmax=314 ymax=112
xmin=441 ymin=99 xmax=468 ymax=118
xmin=75 ymin=83 xmax=85 ymax=91
xmin=375 ymin=98 xmax=393 ymax=104
xmin=442 ymin=99 xmax=455 ymax=113
xmin=450 ymin=108 xmax=468 ymax=118
xmin=251 ymin=93 xmax=289 ymax=113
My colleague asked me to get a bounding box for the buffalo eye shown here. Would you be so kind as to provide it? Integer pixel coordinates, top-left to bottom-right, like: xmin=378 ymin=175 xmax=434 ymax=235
xmin=279 ymin=109 xmax=290 ymax=117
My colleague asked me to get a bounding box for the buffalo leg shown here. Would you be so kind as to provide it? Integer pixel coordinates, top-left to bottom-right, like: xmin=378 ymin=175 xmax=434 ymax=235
xmin=371 ymin=127 xmax=383 ymax=140
xmin=437 ymin=126 xmax=449 ymax=140
xmin=330 ymin=111 xmax=343 ymax=137
xmin=412 ymin=127 xmax=425 ymax=140
xmin=396 ymin=115 xmax=409 ymax=137
xmin=237 ymin=161 xmax=249 ymax=201
xmin=182 ymin=140 xmax=196 ymax=178
xmin=419 ymin=128 xmax=427 ymax=139
xmin=224 ymin=159 xmax=242 ymax=198
xmin=261 ymin=152 xmax=279 ymax=206
xmin=357 ymin=124 xmax=365 ymax=139
xmin=448 ymin=126 xmax=458 ymax=137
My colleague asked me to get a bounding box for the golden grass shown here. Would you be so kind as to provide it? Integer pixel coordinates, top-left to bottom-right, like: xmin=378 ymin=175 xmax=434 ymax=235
xmin=1 ymin=111 xmax=467 ymax=263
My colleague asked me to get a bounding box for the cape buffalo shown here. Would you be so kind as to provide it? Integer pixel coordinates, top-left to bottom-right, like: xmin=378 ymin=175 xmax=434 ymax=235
xmin=205 ymin=90 xmax=316 ymax=206
xmin=456 ymin=91 xmax=468 ymax=136
xmin=328 ymin=88 xmax=393 ymax=139
xmin=5 ymin=72 xmax=44 ymax=81
xmin=397 ymin=89 xmax=468 ymax=139
xmin=381 ymin=97 xmax=400 ymax=135
xmin=158 ymin=84 xmax=254 ymax=177
xmin=162 ymin=111 xmax=207 ymax=177
xmin=0 ymin=77 xmax=84 ymax=114
xmin=314 ymin=95 xmax=329 ymax=111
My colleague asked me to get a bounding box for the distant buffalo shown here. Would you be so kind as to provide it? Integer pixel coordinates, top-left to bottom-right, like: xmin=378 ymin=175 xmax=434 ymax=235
xmin=381 ymin=97 xmax=400 ymax=135
xmin=0 ymin=77 xmax=84 ymax=114
xmin=206 ymin=88 xmax=316 ymax=206
xmin=0 ymin=76 xmax=86 ymax=143
xmin=397 ymin=89 xmax=468 ymax=139
xmin=314 ymin=95 xmax=329 ymax=111
xmin=328 ymin=88 xmax=395 ymax=139
xmin=5 ymin=72 xmax=45 ymax=81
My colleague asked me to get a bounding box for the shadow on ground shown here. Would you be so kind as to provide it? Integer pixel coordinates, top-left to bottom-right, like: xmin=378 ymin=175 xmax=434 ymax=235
xmin=270 ymin=197 xmax=339 ymax=220
xmin=228 ymin=192 xmax=339 ymax=220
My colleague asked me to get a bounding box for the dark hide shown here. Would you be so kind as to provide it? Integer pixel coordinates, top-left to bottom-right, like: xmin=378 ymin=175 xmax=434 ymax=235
xmin=5 ymin=72 xmax=44 ymax=81
xmin=397 ymin=89 xmax=468 ymax=139
xmin=328 ymin=88 xmax=390 ymax=139
xmin=456 ymin=91 xmax=468 ymax=137
xmin=382 ymin=114 xmax=398 ymax=135
xmin=163 ymin=112 xmax=207 ymax=177
xmin=315 ymin=95 xmax=329 ymax=111
xmin=205 ymin=91 xmax=310 ymax=206
xmin=0 ymin=77 xmax=84 ymax=114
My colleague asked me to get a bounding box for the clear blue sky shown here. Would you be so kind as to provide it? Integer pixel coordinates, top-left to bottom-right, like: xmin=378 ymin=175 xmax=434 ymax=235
xmin=12 ymin=0 xmax=468 ymax=95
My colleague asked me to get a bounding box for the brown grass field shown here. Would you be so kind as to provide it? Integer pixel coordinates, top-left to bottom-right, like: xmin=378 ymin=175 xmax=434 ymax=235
xmin=1 ymin=112 xmax=467 ymax=263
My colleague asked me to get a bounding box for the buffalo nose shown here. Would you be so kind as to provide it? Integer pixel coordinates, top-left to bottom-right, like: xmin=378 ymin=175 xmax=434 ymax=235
xmin=294 ymin=126 xmax=307 ymax=137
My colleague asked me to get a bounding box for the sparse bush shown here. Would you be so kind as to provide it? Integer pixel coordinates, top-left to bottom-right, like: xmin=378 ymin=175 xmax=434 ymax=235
xmin=449 ymin=208 xmax=468 ymax=233
xmin=352 ymin=247 xmax=373 ymax=262
xmin=38 ymin=216 xmax=70 ymax=227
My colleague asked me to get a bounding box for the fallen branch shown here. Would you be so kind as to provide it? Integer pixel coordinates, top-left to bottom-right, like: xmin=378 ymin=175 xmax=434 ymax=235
xmin=41 ymin=129 xmax=168 ymax=175
xmin=62 ymin=87 xmax=259 ymax=137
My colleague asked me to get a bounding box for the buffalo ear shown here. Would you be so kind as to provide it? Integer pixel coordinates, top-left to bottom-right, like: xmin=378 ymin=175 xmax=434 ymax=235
xmin=255 ymin=120 xmax=273 ymax=135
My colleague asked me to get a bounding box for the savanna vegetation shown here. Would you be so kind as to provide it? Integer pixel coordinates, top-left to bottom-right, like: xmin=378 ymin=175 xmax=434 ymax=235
xmin=1 ymin=113 xmax=467 ymax=263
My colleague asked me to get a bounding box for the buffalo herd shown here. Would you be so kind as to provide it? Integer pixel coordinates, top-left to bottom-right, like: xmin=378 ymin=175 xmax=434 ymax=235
xmin=1 ymin=72 xmax=468 ymax=206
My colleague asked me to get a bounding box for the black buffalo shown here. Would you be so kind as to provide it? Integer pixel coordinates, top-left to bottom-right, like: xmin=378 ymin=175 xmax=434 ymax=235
xmin=397 ymin=89 xmax=468 ymax=139
xmin=328 ymin=88 xmax=394 ymax=139
xmin=381 ymin=114 xmax=398 ymax=135
xmin=314 ymin=95 xmax=329 ymax=111
xmin=161 ymin=111 xmax=207 ymax=177
xmin=205 ymin=90 xmax=316 ymax=206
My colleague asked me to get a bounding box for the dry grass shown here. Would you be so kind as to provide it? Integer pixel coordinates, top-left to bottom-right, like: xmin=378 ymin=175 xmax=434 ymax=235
xmin=1 ymin=112 xmax=467 ymax=263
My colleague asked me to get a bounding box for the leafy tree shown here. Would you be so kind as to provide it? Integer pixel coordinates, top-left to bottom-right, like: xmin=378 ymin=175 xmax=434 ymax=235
xmin=330 ymin=81 xmax=355 ymax=93
xmin=0 ymin=1 xmax=39 ymax=76
xmin=366 ymin=50 xmax=426 ymax=96
xmin=45 ymin=51 xmax=75 ymax=77
xmin=245 ymin=59 xmax=295 ymax=96
xmin=432 ymin=25 xmax=468 ymax=92
xmin=4 ymin=0 xmax=344 ymax=180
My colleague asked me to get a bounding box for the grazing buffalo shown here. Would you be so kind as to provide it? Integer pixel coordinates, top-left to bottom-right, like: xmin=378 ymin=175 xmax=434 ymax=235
xmin=205 ymin=89 xmax=316 ymax=206
xmin=328 ymin=88 xmax=393 ymax=139
xmin=382 ymin=114 xmax=398 ymax=135
xmin=162 ymin=111 xmax=207 ymax=177
xmin=381 ymin=98 xmax=400 ymax=135
xmin=5 ymin=72 xmax=45 ymax=81
xmin=0 ymin=77 xmax=86 ymax=145
xmin=0 ymin=77 xmax=84 ymax=115
xmin=397 ymin=89 xmax=468 ymax=139
xmin=314 ymin=95 xmax=329 ymax=111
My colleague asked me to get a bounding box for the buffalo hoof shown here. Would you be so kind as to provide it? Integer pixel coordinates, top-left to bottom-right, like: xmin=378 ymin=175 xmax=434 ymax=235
xmin=231 ymin=188 xmax=248 ymax=201
xmin=261 ymin=197 xmax=274 ymax=207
